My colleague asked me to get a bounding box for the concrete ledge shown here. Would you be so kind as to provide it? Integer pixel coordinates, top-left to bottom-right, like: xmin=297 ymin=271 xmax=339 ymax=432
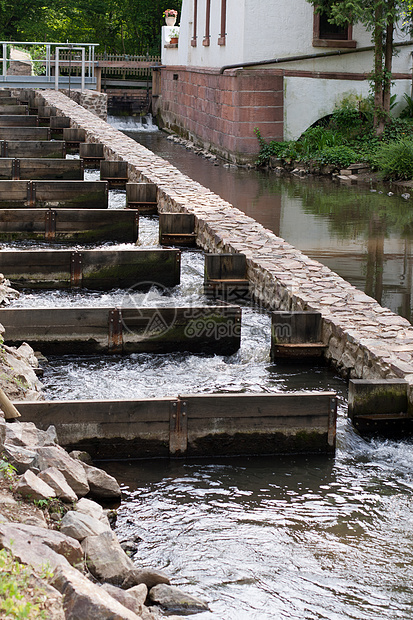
xmin=33 ymin=90 xmax=413 ymax=407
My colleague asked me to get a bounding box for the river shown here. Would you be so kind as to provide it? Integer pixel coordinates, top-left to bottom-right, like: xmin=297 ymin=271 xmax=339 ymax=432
xmin=74 ymin=116 xmax=413 ymax=620
xmin=10 ymin=115 xmax=413 ymax=619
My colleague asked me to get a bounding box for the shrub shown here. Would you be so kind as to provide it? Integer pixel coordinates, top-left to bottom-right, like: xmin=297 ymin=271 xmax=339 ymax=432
xmin=313 ymin=145 xmax=359 ymax=168
xmin=299 ymin=126 xmax=341 ymax=157
xmin=373 ymin=138 xmax=413 ymax=179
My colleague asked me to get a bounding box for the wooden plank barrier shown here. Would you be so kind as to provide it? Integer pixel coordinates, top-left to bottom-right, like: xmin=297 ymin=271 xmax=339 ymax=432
xmin=0 ymin=304 xmax=241 ymax=355
xmin=0 ymin=101 xmax=23 ymax=110
xmin=126 ymin=182 xmax=157 ymax=214
xmin=0 ymin=208 xmax=139 ymax=243
xmin=0 ymin=127 xmax=51 ymax=141
xmin=79 ymin=142 xmax=104 ymax=166
xmin=0 ymin=248 xmax=180 ymax=289
xmin=204 ymin=253 xmax=250 ymax=302
xmin=159 ymin=212 xmax=197 ymax=247
xmin=0 ymin=158 xmax=83 ymax=180
xmin=348 ymin=379 xmax=412 ymax=436
xmin=0 ymin=90 xmax=12 ymax=98
xmin=0 ymin=115 xmax=39 ymax=127
xmin=100 ymin=160 xmax=128 ymax=188
xmin=63 ymin=128 xmax=86 ymax=149
xmin=13 ymin=391 xmax=337 ymax=458
xmin=1 ymin=141 xmax=66 ymax=159
xmin=0 ymin=180 xmax=108 ymax=208
xmin=50 ymin=116 xmax=71 ymax=130
xmin=271 ymin=312 xmax=327 ymax=361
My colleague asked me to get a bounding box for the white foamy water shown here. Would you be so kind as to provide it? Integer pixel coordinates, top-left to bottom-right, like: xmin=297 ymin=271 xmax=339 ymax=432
xmin=107 ymin=114 xmax=159 ymax=133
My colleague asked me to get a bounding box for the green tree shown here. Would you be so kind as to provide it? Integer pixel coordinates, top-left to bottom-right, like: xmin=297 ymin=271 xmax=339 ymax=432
xmin=1 ymin=0 xmax=182 ymax=55
xmin=306 ymin=0 xmax=413 ymax=136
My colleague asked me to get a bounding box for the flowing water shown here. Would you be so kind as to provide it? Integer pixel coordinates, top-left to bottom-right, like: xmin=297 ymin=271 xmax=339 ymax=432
xmin=9 ymin=116 xmax=413 ymax=619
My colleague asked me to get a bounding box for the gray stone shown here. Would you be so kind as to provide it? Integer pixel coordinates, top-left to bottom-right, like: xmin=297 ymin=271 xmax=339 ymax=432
xmin=0 ymin=522 xmax=82 ymax=572
xmin=5 ymin=421 xmax=57 ymax=448
xmin=3 ymin=443 xmax=38 ymax=473
xmin=0 ymin=417 xmax=5 ymax=450
xmin=16 ymin=469 xmax=56 ymax=501
xmin=38 ymin=467 xmax=78 ymax=503
xmin=35 ymin=446 xmax=89 ymax=497
xmin=60 ymin=510 xmax=110 ymax=541
xmin=122 ymin=569 xmax=170 ymax=590
xmin=69 ymin=449 xmax=93 ymax=465
xmin=101 ymin=583 xmax=144 ymax=615
xmin=75 ymin=497 xmax=105 ymax=521
xmin=126 ymin=584 xmax=148 ymax=608
xmin=81 ymin=529 xmax=136 ymax=586
xmin=149 ymin=584 xmax=208 ymax=614
xmin=52 ymin=565 xmax=141 ymax=620
xmin=82 ymin=463 xmax=122 ymax=500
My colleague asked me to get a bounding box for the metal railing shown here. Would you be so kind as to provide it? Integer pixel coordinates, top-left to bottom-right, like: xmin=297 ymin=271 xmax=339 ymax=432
xmin=0 ymin=41 xmax=99 ymax=90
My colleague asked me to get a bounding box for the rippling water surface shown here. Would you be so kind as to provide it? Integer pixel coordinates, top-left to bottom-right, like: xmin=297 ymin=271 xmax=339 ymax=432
xmin=7 ymin=121 xmax=413 ymax=619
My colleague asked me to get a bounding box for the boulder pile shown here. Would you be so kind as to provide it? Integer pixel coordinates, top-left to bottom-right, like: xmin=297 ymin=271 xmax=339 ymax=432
xmin=0 ymin=415 xmax=209 ymax=618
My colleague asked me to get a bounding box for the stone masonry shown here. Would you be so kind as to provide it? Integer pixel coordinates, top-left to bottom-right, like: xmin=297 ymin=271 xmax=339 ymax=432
xmin=35 ymin=89 xmax=413 ymax=408
xmin=156 ymin=68 xmax=283 ymax=163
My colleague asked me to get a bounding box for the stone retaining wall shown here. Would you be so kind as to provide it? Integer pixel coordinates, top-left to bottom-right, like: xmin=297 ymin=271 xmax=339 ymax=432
xmin=156 ymin=67 xmax=283 ymax=164
xmin=35 ymin=90 xmax=413 ymax=407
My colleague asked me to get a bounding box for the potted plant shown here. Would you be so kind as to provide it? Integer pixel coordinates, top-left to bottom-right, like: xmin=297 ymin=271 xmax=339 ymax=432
xmin=163 ymin=9 xmax=178 ymax=26
xmin=169 ymin=27 xmax=179 ymax=44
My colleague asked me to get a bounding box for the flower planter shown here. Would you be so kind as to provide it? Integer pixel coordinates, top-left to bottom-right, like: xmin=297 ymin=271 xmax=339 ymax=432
xmin=170 ymin=37 xmax=178 ymax=44
xmin=165 ymin=16 xmax=176 ymax=26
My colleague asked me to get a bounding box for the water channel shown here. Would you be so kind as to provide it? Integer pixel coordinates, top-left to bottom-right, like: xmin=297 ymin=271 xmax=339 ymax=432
xmin=10 ymin=116 xmax=413 ymax=618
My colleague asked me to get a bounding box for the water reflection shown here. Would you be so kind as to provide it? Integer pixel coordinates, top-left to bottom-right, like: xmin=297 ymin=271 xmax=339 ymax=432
xmin=129 ymin=131 xmax=413 ymax=324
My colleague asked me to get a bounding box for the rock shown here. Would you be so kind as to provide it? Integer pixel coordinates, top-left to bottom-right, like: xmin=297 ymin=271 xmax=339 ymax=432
xmin=69 ymin=449 xmax=93 ymax=465
xmin=122 ymin=569 xmax=170 ymax=590
xmin=0 ymin=522 xmax=82 ymax=571
xmin=82 ymin=463 xmax=122 ymax=500
xmin=126 ymin=584 xmax=148 ymax=609
xmin=16 ymin=469 xmax=56 ymax=501
xmin=6 ymin=421 xmax=57 ymax=447
xmin=22 ymin=513 xmax=48 ymax=528
xmin=0 ymin=417 xmax=5 ymax=450
xmin=2 ymin=443 xmax=38 ymax=473
xmin=149 ymin=584 xmax=208 ymax=614
xmin=81 ymin=529 xmax=136 ymax=586
xmin=35 ymin=446 xmax=89 ymax=497
xmin=60 ymin=510 xmax=110 ymax=541
xmin=101 ymin=583 xmax=145 ymax=615
xmin=75 ymin=497 xmax=105 ymax=521
xmin=52 ymin=565 xmax=142 ymax=620
xmin=38 ymin=467 xmax=78 ymax=503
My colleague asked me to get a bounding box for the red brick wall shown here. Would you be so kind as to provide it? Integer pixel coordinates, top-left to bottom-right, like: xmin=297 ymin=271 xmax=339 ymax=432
xmin=157 ymin=67 xmax=284 ymax=163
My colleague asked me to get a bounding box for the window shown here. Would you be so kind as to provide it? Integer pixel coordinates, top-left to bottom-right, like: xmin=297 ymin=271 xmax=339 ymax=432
xmin=191 ymin=0 xmax=197 ymax=47
xmin=203 ymin=0 xmax=211 ymax=46
xmin=313 ymin=8 xmax=356 ymax=48
xmin=218 ymin=0 xmax=227 ymax=45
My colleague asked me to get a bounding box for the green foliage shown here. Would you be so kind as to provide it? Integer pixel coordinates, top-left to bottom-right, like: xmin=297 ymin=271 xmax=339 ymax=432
xmin=373 ymin=137 xmax=413 ymax=179
xmin=299 ymin=126 xmax=341 ymax=155
xmin=0 ymin=548 xmax=50 ymax=619
xmin=313 ymin=145 xmax=359 ymax=168
xmin=0 ymin=0 xmax=182 ymax=55
xmin=400 ymin=93 xmax=413 ymax=118
xmin=0 ymin=457 xmax=17 ymax=481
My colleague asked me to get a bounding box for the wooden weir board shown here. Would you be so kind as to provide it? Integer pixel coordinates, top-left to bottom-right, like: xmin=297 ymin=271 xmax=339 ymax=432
xmin=13 ymin=392 xmax=337 ymax=459
xmin=0 ymin=209 xmax=139 ymax=243
xmin=0 ymin=159 xmax=83 ymax=180
xmin=0 ymin=115 xmax=39 ymax=127
xmin=0 ymin=141 xmax=66 ymax=159
xmin=0 ymin=180 xmax=108 ymax=208
xmin=0 ymin=127 xmax=50 ymax=141
xmin=0 ymin=305 xmax=242 ymax=356
xmin=0 ymin=248 xmax=181 ymax=289
xmin=0 ymin=105 xmax=28 ymax=114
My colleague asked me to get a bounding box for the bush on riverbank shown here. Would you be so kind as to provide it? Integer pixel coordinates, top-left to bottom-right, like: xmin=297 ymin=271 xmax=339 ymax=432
xmin=255 ymin=95 xmax=413 ymax=179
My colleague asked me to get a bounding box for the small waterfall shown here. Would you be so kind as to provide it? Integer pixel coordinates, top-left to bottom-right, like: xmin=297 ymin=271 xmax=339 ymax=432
xmin=107 ymin=114 xmax=159 ymax=133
